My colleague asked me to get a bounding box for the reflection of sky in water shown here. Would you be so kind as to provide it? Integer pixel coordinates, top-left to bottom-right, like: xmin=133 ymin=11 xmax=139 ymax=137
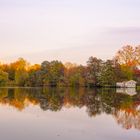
xmin=0 ymin=105 xmax=140 ymax=140
xmin=0 ymin=88 xmax=140 ymax=140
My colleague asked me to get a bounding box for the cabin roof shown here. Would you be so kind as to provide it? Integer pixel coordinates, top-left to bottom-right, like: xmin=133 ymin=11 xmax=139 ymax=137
xmin=126 ymin=80 xmax=137 ymax=83
xmin=117 ymin=80 xmax=137 ymax=84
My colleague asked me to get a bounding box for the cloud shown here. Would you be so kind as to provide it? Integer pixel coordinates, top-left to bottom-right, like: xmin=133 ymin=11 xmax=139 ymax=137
xmin=101 ymin=27 xmax=140 ymax=47
xmin=107 ymin=27 xmax=140 ymax=35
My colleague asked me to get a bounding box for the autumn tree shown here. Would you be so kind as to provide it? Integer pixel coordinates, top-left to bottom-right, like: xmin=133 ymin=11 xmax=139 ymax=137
xmin=27 ymin=64 xmax=41 ymax=86
xmin=113 ymin=61 xmax=127 ymax=82
xmin=14 ymin=58 xmax=29 ymax=86
xmin=115 ymin=45 xmax=140 ymax=67
xmin=65 ymin=65 xmax=86 ymax=87
xmin=134 ymin=68 xmax=140 ymax=84
xmin=114 ymin=45 xmax=140 ymax=80
xmin=135 ymin=45 xmax=140 ymax=65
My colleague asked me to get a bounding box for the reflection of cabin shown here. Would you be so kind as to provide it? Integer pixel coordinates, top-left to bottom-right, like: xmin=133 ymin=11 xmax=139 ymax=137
xmin=116 ymin=88 xmax=137 ymax=96
xmin=116 ymin=80 xmax=137 ymax=88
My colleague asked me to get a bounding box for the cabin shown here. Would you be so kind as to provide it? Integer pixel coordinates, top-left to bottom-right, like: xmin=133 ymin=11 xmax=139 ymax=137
xmin=116 ymin=80 xmax=137 ymax=88
xmin=125 ymin=80 xmax=137 ymax=88
xmin=116 ymin=82 xmax=125 ymax=88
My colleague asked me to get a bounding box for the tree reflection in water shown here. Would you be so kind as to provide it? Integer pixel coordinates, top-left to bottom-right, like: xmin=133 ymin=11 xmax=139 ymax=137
xmin=0 ymin=87 xmax=140 ymax=131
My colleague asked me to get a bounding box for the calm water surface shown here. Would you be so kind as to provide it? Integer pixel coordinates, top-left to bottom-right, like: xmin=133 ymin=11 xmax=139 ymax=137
xmin=0 ymin=87 xmax=140 ymax=140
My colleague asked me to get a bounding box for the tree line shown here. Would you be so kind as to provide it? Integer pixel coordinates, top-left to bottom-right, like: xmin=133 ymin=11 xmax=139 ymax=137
xmin=0 ymin=45 xmax=140 ymax=87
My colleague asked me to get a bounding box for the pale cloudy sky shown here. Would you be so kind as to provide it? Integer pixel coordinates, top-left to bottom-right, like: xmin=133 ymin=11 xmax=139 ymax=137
xmin=0 ymin=0 xmax=140 ymax=64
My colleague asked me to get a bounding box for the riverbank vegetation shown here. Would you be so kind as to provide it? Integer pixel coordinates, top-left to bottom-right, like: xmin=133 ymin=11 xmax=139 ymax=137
xmin=0 ymin=45 xmax=140 ymax=87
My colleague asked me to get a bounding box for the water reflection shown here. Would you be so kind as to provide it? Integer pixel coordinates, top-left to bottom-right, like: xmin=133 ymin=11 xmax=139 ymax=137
xmin=0 ymin=87 xmax=140 ymax=131
xmin=116 ymin=88 xmax=137 ymax=96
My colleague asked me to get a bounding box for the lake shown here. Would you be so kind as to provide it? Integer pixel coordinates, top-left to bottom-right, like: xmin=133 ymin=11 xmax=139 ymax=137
xmin=0 ymin=87 xmax=140 ymax=140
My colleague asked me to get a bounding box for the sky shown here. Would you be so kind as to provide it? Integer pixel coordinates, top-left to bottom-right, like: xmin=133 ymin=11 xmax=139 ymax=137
xmin=0 ymin=0 xmax=140 ymax=64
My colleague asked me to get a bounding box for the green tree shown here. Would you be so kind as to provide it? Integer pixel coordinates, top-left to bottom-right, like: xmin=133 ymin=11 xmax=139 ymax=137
xmin=98 ymin=60 xmax=116 ymax=86
xmin=86 ymin=57 xmax=102 ymax=86
xmin=0 ymin=70 xmax=8 ymax=86
xmin=40 ymin=60 xmax=65 ymax=86
xmin=15 ymin=70 xmax=29 ymax=86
